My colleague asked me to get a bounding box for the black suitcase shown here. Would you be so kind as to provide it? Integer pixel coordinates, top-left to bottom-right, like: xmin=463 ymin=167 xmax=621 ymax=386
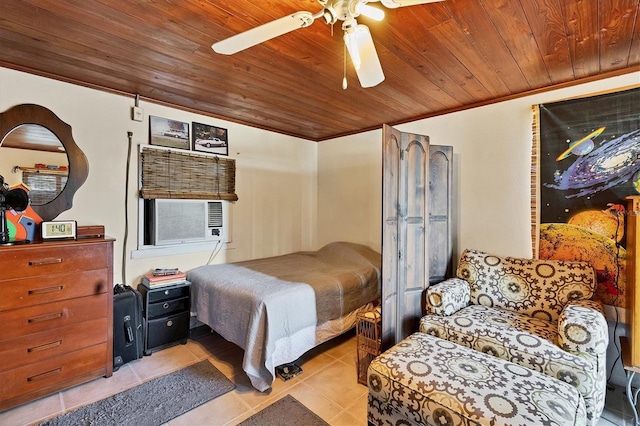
xmin=113 ymin=284 xmax=144 ymax=371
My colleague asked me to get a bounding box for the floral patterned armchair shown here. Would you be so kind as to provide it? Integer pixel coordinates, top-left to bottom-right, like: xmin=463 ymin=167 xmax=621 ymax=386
xmin=419 ymin=248 xmax=608 ymax=425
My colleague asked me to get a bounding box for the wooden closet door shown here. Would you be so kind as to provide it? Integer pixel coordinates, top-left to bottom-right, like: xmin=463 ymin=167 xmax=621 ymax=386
xmin=381 ymin=124 xmax=430 ymax=350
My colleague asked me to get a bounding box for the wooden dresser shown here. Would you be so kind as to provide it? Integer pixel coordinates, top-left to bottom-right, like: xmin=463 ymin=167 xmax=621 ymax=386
xmin=0 ymin=238 xmax=114 ymax=411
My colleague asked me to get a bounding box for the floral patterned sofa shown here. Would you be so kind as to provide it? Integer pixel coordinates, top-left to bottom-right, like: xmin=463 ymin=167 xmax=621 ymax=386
xmin=418 ymin=248 xmax=608 ymax=425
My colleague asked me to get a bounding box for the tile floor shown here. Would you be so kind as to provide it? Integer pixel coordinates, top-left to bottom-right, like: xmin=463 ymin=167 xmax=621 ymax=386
xmin=599 ymin=383 xmax=639 ymax=426
xmin=0 ymin=328 xmax=636 ymax=426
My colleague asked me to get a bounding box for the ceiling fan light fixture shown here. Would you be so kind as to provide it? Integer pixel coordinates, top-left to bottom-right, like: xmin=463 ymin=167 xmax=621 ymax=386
xmin=343 ymin=23 xmax=385 ymax=87
xmin=344 ymin=29 xmax=362 ymax=70
xmin=355 ymin=3 xmax=385 ymax=21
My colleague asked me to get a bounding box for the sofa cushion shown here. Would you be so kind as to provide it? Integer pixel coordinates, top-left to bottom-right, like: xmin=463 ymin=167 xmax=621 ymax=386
xmin=368 ymin=332 xmax=586 ymax=426
xmin=456 ymin=248 xmax=596 ymax=321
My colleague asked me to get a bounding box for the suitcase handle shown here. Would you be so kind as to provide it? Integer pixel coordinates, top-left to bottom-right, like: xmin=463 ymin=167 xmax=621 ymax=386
xmin=124 ymin=318 xmax=135 ymax=344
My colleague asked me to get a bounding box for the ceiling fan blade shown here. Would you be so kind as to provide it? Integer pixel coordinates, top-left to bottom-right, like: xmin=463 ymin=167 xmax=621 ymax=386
xmin=344 ymin=24 xmax=385 ymax=88
xmin=212 ymin=11 xmax=316 ymax=55
xmin=379 ymin=0 xmax=444 ymax=8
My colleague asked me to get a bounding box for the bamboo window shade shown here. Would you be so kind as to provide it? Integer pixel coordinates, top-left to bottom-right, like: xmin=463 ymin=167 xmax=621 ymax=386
xmin=140 ymin=147 xmax=238 ymax=201
xmin=22 ymin=169 xmax=68 ymax=205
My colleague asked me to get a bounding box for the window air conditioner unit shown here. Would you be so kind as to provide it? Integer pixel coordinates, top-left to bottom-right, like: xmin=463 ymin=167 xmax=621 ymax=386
xmin=146 ymin=199 xmax=228 ymax=245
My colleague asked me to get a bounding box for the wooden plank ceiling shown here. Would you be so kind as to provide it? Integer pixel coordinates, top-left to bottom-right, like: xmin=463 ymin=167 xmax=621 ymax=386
xmin=1 ymin=0 xmax=639 ymax=141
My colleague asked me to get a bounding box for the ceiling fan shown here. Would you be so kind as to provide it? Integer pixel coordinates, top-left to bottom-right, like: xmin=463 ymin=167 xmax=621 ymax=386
xmin=212 ymin=0 xmax=444 ymax=89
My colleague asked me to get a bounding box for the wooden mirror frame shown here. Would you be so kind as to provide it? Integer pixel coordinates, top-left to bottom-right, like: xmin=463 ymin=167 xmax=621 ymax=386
xmin=0 ymin=104 xmax=88 ymax=221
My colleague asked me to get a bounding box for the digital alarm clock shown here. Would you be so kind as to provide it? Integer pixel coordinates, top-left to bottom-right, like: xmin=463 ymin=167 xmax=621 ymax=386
xmin=41 ymin=220 xmax=77 ymax=240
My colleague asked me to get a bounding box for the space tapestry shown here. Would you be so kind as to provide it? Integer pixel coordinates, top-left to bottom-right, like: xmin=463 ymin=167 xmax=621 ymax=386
xmin=534 ymin=86 xmax=639 ymax=307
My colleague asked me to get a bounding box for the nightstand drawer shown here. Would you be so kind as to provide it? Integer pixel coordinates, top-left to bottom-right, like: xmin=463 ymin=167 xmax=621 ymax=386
xmin=0 ymin=243 xmax=110 ymax=280
xmin=146 ymin=312 xmax=189 ymax=352
xmin=0 ymin=294 xmax=108 ymax=341
xmin=147 ymin=285 xmax=190 ymax=303
xmin=0 ymin=269 xmax=109 ymax=311
xmin=148 ymin=296 xmax=189 ymax=319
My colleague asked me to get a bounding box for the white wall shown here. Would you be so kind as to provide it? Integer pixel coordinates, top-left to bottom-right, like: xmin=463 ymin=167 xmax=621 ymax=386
xmin=0 ymin=67 xmax=317 ymax=286
xmin=319 ymin=73 xmax=640 ymax=260
xmin=317 ymin=131 xmax=382 ymax=252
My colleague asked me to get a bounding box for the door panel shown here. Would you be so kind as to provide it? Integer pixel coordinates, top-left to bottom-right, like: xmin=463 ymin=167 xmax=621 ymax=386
xmin=381 ymin=125 xmax=430 ymax=349
xmin=382 ymin=126 xmax=400 ymax=349
xmin=402 ymin=139 xmax=428 ymax=340
xmin=428 ymin=146 xmax=453 ymax=284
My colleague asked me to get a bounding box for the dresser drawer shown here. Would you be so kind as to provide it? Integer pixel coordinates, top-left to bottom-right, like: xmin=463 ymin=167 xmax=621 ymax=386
xmin=0 ymin=343 xmax=108 ymax=405
xmin=0 ymin=318 xmax=108 ymax=372
xmin=0 ymin=243 xmax=110 ymax=280
xmin=0 ymin=294 xmax=108 ymax=341
xmin=0 ymin=269 xmax=109 ymax=311
xmin=148 ymin=296 xmax=189 ymax=319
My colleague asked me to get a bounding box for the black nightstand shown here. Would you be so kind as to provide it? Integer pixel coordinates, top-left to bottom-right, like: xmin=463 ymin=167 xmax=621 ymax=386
xmin=137 ymin=281 xmax=191 ymax=355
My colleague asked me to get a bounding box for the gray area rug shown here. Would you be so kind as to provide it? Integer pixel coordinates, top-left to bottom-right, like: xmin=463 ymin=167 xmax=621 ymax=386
xmin=239 ymin=395 xmax=329 ymax=426
xmin=40 ymin=360 xmax=235 ymax=426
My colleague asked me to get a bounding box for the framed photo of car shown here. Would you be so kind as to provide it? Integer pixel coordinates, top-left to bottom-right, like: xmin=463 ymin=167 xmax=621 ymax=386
xmin=192 ymin=122 xmax=228 ymax=156
xmin=149 ymin=116 xmax=190 ymax=149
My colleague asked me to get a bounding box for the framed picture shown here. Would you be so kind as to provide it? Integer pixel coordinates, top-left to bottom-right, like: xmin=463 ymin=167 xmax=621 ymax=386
xmin=149 ymin=116 xmax=190 ymax=149
xmin=192 ymin=122 xmax=228 ymax=156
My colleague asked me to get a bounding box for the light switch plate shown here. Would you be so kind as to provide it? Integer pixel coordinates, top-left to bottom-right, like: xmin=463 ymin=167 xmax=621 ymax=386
xmin=131 ymin=106 xmax=143 ymax=122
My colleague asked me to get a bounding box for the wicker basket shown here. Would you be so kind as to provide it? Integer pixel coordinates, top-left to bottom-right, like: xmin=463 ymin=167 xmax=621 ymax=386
xmin=356 ymin=307 xmax=381 ymax=385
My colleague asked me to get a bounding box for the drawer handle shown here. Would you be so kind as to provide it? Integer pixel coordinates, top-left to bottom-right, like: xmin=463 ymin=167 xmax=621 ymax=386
xmin=163 ymin=303 xmax=170 ymax=309
xmin=28 ymin=258 xmax=63 ymax=267
xmin=27 ymin=368 xmax=62 ymax=382
xmin=28 ymin=285 xmax=64 ymax=295
xmin=28 ymin=340 xmax=62 ymax=353
xmin=28 ymin=312 xmax=63 ymax=323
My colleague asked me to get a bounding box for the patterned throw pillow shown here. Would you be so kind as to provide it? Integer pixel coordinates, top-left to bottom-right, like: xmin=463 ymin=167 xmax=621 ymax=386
xmin=456 ymin=249 xmax=596 ymax=321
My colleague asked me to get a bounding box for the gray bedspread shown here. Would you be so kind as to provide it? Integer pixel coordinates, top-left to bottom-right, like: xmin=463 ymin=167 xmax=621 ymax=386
xmin=187 ymin=241 xmax=381 ymax=391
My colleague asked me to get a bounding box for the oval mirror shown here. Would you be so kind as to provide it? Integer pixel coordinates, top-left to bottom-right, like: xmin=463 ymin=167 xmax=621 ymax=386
xmin=1 ymin=124 xmax=69 ymax=205
xmin=0 ymin=104 xmax=88 ymax=221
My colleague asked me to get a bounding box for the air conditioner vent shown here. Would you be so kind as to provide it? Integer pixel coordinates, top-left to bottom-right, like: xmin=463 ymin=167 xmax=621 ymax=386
xmin=208 ymin=201 xmax=223 ymax=228
xmin=147 ymin=199 xmax=228 ymax=245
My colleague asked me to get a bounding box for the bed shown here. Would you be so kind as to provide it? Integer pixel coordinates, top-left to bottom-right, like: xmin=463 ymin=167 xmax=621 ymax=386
xmin=186 ymin=241 xmax=381 ymax=391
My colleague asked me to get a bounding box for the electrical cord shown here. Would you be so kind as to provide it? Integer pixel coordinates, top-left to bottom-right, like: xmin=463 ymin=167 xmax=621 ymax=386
xmin=606 ymin=305 xmax=620 ymax=389
xmin=605 ymin=207 xmax=623 ymax=387
xmin=121 ymin=131 xmax=133 ymax=285
xmin=206 ymin=240 xmax=223 ymax=265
